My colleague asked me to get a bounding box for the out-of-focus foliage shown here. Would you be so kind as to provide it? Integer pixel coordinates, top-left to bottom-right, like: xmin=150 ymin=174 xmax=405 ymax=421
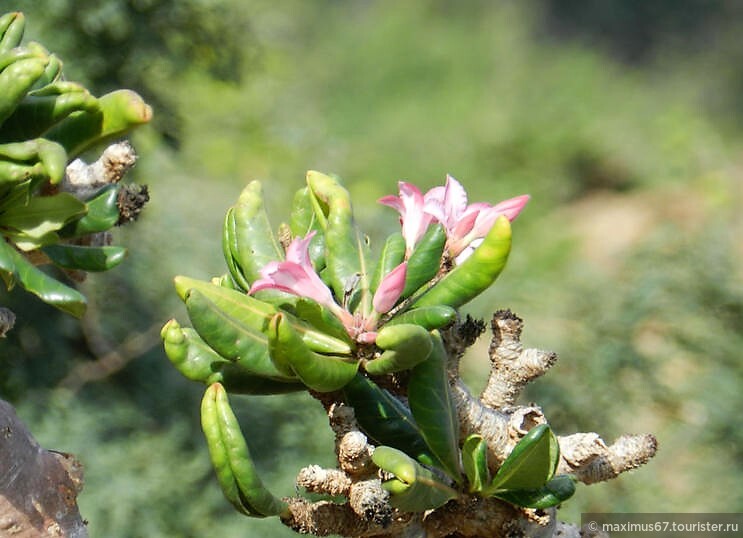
xmin=2 ymin=0 xmax=741 ymax=536
xmin=12 ymin=0 xmax=255 ymax=144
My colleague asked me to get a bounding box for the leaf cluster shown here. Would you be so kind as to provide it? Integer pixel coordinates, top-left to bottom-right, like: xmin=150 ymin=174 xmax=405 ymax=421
xmin=0 ymin=11 xmax=151 ymax=316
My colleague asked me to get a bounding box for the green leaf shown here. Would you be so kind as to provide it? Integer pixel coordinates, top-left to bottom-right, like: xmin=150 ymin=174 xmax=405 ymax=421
xmin=492 ymin=475 xmax=577 ymax=509
xmin=184 ymin=289 xmax=291 ymax=380
xmin=293 ymin=297 xmax=353 ymax=348
xmin=306 ymin=170 xmax=370 ymax=313
xmin=364 ymin=323 xmax=433 ymax=375
xmin=289 ymin=186 xmax=326 ymax=270
xmin=403 ymin=223 xmax=446 ymax=298
xmin=413 ymin=216 xmax=511 ymax=309
xmin=268 ymin=313 xmax=358 ymax=392
xmin=384 ymin=305 xmax=457 ymax=331
xmin=43 ymin=244 xmax=126 ymax=272
xmin=485 ymin=424 xmax=560 ymax=494
xmin=229 ymin=181 xmax=283 ymax=286
xmin=162 ymin=319 xmax=231 ymax=382
xmin=343 ymin=374 xmax=435 ymax=466
xmin=462 ymin=434 xmax=490 ymax=493
xmin=369 ymin=232 xmax=405 ymax=295
xmin=373 ymin=446 xmax=458 ymax=512
xmin=0 ymin=238 xmax=86 ymax=317
xmin=201 ymin=383 xmax=288 ymax=517
xmin=408 ymin=331 xmax=461 ymax=481
xmin=60 ymin=184 xmax=120 ymax=237
xmin=209 ymin=362 xmax=306 ymax=395
xmin=175 ymin=276 xmax=351 ymax=355
xmin=0 ymin=192 xmax=86 ymax=241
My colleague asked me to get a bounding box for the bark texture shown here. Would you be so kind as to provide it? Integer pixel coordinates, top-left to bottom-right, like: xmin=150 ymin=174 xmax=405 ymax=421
xmin=0 ymin=399 xmax=87 ymax=538
xmin=281 ymin=310 xmax=657 ymax=537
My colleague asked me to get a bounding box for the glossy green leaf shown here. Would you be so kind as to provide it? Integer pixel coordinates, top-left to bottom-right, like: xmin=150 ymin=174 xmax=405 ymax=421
xmin=0 ymin=238 xmax=86 ymax=317
xmin=162 ymin=319 xmax=230 ymax=382
xmin=61 ymin=184 xmax=120 ymax=237
xmin=373 ymin=446 xmax=458 ymax=512
xmin=185 ymin=289 xmax=291 ymax=380
xmin=492 ymin=475 xmax=577 ymax=509
xmin=44 ymin=89 xmax=152 ymax=158
xmin=200 ymin=383 xmax=252 ymax=516
xmin=384 ymin=305 xmax=457 ymax=331
xmin=369 ymin=232 xmax=405 ymax=295
xmin=0 ymin=139 xmax=67 ymax=184
xmin=201 ymin=383 xmax=287 ymax=517
xmin=408 ymin=331 xmax=461 ymax=481
xmin=462 ymin=434 xmax=490 ymax=493
xmin=42 ymin=244 xmax=126 ymax=272
xmin=306 ymin=170 xmax=369 ymax=313
xmin=293 ymin=297 xmax=353 ymax=348
xmin=222 ymin=207 xmax=251 ymax=292
xmin=485 ymin=424 xmax=560 ymax=494
xmin=364 ymin=323 xmax=433 ymax=375
xmin=0 ymin=192 xmax=86 ymax=241
xmin=230 ymin=181 xmax=283 ymax=285
xmin=0 ymin=57 xmax=47 ymax=126
xmin=175 ymin=276 xmax=351 ymax=355
xmin=343 ymin=374 xmax=435 ymax=466
xmin=268 ymin=313 xmax=358 ymax=392
xmin=289 ymin=186 xmax=325 ymax=270
xmin=209 ymin=362 xmax=305 ymax=395
xmin=403 ymin=223 xmax=446 ymax=298
xmin=0 ymin=86 xmax=99 ymax=143
xmin=413 ymin=216 xmax=511 ymax=309
xmin=162 ymin=320 xmax=304 ymax=394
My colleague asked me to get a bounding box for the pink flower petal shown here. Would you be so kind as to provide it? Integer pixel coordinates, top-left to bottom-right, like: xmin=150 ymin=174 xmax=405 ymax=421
xmin=372 ymin=262 xmax=407 ymax=314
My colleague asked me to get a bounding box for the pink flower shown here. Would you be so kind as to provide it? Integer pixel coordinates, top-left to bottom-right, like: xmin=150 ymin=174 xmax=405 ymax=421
xmin=372 ymin=262 xmax=407 ymax=314
xmin=250 ymin=232 xmax=354 ymax=327
xmin=378 ymin=182 xmax=437 ymax=255
xmin=425 ymin=175 xmax=529 ymax=262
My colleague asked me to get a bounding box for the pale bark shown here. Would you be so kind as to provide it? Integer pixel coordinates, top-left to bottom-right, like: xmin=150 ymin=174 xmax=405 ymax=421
xmin=281 ymin=310 xmax=657 ymax=537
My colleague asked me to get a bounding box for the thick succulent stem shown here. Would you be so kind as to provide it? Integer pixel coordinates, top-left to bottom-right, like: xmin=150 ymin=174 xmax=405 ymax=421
xmin=280 ymin=310 xmax=657 ymax=537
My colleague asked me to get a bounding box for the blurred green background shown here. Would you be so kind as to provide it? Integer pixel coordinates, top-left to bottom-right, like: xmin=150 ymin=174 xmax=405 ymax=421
xmin=2 ymin=1 xmax=741 ymax=536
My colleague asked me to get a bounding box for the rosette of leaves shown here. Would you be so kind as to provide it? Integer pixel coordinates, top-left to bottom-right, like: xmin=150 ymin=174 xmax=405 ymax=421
xmin=163 ymin=171 xmax=575 ymax=521
xmin=0 ymin=11 xmax=152 ymax=317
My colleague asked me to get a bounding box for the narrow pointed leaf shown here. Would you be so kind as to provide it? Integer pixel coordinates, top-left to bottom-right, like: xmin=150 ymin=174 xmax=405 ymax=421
xmin=408 ymin=331 xmax=461 ymax=481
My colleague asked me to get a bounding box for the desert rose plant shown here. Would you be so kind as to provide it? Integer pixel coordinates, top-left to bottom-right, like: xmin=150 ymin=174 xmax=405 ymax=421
xmin=0 ymin=11 xmax=151 ymax=319
xmin=163 ymin=171 xmax=657 ymax=537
